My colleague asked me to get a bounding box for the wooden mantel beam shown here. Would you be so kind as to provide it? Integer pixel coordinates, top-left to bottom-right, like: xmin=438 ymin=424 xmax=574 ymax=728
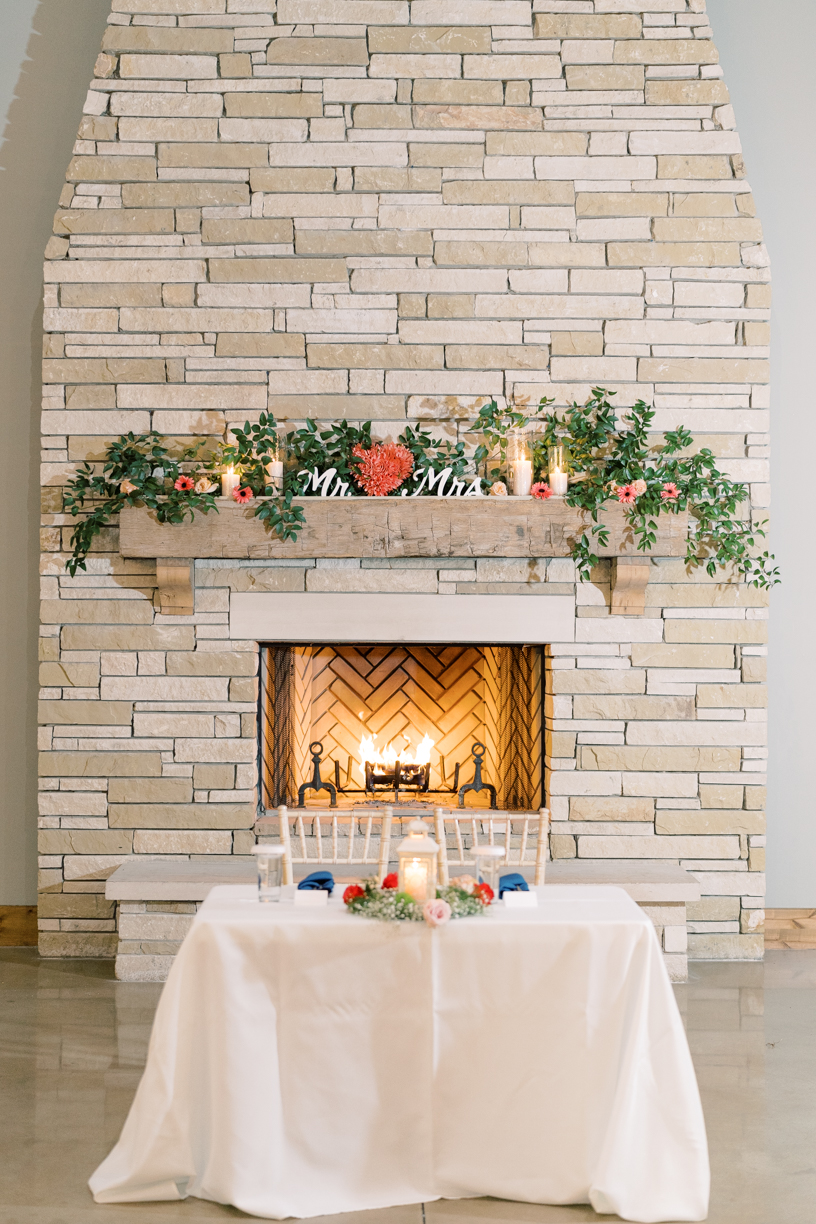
xmin=120 ymin=500 xmax=689 ymax=563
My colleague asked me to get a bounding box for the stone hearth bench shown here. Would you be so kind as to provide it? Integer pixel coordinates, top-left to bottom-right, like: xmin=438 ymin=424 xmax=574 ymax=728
xmin=107 ymin=858 xmax=699 ymax=984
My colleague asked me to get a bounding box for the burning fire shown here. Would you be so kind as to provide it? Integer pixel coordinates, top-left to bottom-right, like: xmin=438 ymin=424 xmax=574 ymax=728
xmin=360 ymin=732 xmax=434 ymax=768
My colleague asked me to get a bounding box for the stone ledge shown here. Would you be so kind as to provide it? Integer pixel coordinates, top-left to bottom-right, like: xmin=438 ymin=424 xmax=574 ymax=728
xmin=106 ymin=857 xmax=255 ymax=902
xmin=547 ymin=859 xmax=701 ymax=903
xmin=119 ymin=499 xmax=690 ymax=561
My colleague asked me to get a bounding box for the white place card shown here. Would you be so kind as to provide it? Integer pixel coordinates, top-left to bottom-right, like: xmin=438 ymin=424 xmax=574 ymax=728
xmin=503 ymin=891 xmax=538 ymax=909
xmin=294 ymin=889 xmax=329 ymax=908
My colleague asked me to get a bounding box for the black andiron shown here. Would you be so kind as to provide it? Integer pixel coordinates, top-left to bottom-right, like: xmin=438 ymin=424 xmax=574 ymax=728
xmin=457 ymin=742 xmax=497 ymax=809
xmin=297 ymin=741 xmax=337 ymax=808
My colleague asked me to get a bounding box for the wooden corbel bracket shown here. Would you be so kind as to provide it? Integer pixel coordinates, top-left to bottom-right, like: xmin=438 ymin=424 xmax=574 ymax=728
xmin=611 ymin=556 xmax=652 ymax=616
xmin=155 ymin=558 xmax=194 ymax=616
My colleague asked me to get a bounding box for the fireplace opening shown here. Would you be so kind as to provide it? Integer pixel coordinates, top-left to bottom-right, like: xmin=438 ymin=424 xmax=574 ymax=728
xmin=258 ymin=644 xmax=543 ymax=812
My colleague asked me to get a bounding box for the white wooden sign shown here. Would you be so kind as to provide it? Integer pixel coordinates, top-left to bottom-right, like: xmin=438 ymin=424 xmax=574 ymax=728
xmin=297 ymin=466 xmax=484 ymax=499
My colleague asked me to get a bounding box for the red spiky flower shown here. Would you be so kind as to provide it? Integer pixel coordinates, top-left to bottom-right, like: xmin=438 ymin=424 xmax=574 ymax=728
xmin=351 ymin=442 xmax=414 ymax=497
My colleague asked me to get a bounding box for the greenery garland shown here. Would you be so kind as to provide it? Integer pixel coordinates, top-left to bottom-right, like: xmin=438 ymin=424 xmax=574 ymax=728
xmin=62 ymin=389 xmax=778 ymax=589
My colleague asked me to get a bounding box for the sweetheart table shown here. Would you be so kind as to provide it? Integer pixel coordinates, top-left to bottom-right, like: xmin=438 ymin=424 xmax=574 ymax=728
xmin=90 ymin=884 xmax=709 ymax=1223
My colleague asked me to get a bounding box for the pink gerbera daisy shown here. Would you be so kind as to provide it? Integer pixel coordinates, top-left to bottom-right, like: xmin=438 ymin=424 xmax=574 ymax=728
xmin=232 ymin=485 xmax=254 ymax=504
xmin=616 ymin=484 xmax=637 ymax=504
xmin=661 ymin=483 xmax=679 ymax=501
xmin=531 ymin=482 xmax=552 ymax=500
xmin=174 ymin=475 xmax=194 ymax=492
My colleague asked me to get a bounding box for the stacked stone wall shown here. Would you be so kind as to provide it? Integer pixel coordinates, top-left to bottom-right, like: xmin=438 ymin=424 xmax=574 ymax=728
xmin=39 ymin=0 xmax=768 ymax=959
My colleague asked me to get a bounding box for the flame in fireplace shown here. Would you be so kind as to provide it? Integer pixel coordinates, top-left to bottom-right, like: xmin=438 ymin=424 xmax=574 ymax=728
xmin=359 ymin=732 xmax=434 ymax=768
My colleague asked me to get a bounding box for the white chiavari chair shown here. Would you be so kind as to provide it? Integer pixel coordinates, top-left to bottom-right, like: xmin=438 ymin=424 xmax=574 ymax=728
xmin=255 ymin=805 xmax=394 ymax=886
xmin=431 ymin=807 xmax=550 ymax=887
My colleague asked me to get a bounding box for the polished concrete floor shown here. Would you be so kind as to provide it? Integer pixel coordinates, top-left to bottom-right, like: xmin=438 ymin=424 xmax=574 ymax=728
xmin=0 ymin=949 xmax=814 ymax=1224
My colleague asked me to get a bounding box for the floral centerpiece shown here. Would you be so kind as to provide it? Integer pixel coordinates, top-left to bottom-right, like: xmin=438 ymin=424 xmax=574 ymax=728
xmin=343 ymin=873 xmax=492 ymax=926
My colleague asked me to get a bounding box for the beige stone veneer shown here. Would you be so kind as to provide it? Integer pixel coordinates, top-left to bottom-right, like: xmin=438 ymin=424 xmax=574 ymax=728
xmin=39 ymin=0 xmax=768 ymax=962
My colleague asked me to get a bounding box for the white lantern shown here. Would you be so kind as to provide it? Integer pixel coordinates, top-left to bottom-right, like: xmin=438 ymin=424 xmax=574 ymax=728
xmin=397 ymin=819 xmax=439 ymax=907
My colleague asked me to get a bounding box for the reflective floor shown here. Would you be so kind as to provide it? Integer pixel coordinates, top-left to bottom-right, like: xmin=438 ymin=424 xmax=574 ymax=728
xmin=0 ymin=948 xmax=814 ymax=1224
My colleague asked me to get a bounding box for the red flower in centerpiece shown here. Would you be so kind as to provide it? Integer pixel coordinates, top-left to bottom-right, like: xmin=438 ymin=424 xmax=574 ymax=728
xmin=531 ymin=482 xmax=552 ymax=500
xmin=661 ymin=482 xmax=679 ymax=501
xmin=473 ymin=882 xmax=494 ymax=906
xmin=615 ymin=484 xmax=637 ymax=504
xmin=343 ymin=884 xmax=365 ymax=904
xmin=232 ymin=485 xmax=254 ymax=504
xmin=174 ymin=475 xmax=194 ymax=492
xmin=351 ymin=442 xmax=414 ymax=497
xmin=381 ymin=873 xmax=398 ymax=890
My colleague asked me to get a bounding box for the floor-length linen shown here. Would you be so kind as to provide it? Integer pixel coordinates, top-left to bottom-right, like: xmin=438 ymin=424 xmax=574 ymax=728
xmin=90 ymin=884 xmax=709 ymax=1223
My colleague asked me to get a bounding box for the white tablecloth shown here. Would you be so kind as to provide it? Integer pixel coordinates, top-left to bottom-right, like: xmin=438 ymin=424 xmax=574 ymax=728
xmin=90 ymin=884 xmax=709 ymax=1223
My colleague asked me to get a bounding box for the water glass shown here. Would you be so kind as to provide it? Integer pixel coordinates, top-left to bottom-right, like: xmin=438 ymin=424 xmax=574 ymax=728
xmin=253 ymin=844 xmax=286 ymax=902
xmin=472 ymin=845 xmax=505 ymax=899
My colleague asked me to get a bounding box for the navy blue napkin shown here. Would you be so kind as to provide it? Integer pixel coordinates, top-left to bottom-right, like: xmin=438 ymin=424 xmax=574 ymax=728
xmin=297 ymin=870 xmax=335 ymax=894
xmin=499 ymin=872 xmax=529 ymax=898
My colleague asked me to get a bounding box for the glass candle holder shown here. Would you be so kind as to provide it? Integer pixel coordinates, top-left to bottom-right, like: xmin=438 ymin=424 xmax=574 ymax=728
xmin=397 ymin=819 xmax=439 ymax=906
xmin=508 ymin=428 xmax=533 ymax=497
xmin=253 ymin=844 xmax=286 ymax=902
xmin=266 ymin=428 xmax=287 ymax=495
xmin=221 ymin=466 xmax=240 ymax=500
xmin=472 ymin=845 xmax=505 ymax=899
xmin=548 ymin=443 xmax=571 ymax=497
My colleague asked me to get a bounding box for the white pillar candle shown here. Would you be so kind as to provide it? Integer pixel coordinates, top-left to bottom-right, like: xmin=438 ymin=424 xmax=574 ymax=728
xmin=512 ymin=459 xmax=532 ymax=497
xmin=221 ymin=468 xmax=240 ymax=499
xmin=550 ymin=467 xmax=569 ymax=496
xmin=267 ymin=459 xmax=284 ymax=494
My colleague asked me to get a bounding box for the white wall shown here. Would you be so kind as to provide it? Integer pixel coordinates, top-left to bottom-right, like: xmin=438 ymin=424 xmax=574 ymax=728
xmin=707 ymin=0 xmax=816 ymax=906
xmin=0 ymin=0 xmax=110 ymax=903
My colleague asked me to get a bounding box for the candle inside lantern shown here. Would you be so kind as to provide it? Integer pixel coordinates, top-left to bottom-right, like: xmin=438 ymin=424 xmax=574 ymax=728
xmin=221 ymin=467 xmax=240 ymax=500
xmin=397 ymin=819 xmax=439 ymax=907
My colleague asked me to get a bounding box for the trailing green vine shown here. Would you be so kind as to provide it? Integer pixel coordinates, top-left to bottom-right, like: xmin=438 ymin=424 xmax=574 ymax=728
xmin=62 ymin=391 xmax=778 ymax=590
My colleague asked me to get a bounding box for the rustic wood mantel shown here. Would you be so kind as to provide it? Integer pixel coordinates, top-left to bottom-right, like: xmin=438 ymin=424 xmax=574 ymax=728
xmin=120 ymin=499 xmax=689 ymax=562
xmin=121 ymin=500 xmax=689 ymax=617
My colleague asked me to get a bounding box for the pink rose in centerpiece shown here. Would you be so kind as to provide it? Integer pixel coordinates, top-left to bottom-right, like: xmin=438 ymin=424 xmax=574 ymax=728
xmin=450 ymin=874 xmax=477 ymax=894
xmin=423 ymin=899 xmax=452 ymax=927
xmin=661 ymin=482 xmax=679 ymax=501
xmin=531 ymin=482 xmax=552 ymax=500
xmin=631 ymin=478 xmax=647 ymax=496
xmin=120 ymin=478 xmax=138 ymax=496
xmin=489 ymin=481 xmax=507 ymax=497
xmin=615 ymin=484 xmax=637 ymax=504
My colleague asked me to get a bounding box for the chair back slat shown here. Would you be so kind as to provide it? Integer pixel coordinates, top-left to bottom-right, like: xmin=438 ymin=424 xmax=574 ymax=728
xmin=432 ymin=808 xmax=550 ymax=886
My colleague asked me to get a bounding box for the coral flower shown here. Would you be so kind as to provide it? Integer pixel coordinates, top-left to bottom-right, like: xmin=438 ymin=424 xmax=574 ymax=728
xmin=423 ymin=899 xmax=452 ymax=927
xmin=473 ymin=882 xmax=494 ymax=906
xmin=616 ymin=484 xmax=637 ymax=504
xmin=351 ymin=442 xmax=414 ymax=497
xmin=531 ymin=482 xmax=552 ymax=500
xmin=343 ymin=884 xmax=365 ymax=905
xmin=661 ymin=482 xmax=680 ymax=501
xmin=381 ymin=873 xmax=398 ymax=890
xmin=489 ymin=481 xmax=507 ymax=497
xmin=232 ymin=485 xmax=254 ymax=504
xmin=120 ymin=478 xmax=138 ymax=496
xmin=174 ymin=475 xmax=194 ymax=492
xmin=631 ymin=478 xmax=647 ymax=496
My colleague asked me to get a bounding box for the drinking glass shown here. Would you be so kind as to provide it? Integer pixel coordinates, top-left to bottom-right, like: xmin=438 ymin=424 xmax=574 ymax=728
xmin=253 ymin=844 xmax=286 ymax=902
xmin=472 ymin=845 xmax=505 ymax=899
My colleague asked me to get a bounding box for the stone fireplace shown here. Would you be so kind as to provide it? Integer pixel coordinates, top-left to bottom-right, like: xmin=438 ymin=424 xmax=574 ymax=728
xmin=38 ymin=0 xmax=768 ymax=971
